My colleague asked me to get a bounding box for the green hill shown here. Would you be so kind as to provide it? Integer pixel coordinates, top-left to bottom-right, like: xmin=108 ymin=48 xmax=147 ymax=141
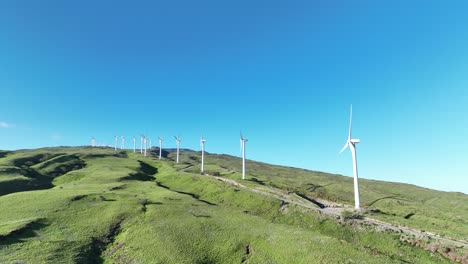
xmin=0 ymin=147 xmax=466 ymax=263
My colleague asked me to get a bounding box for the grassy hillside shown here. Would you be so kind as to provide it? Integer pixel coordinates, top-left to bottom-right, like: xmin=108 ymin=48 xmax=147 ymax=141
xmin=0 ymin=147 xmax=465 ymax=263
xmin=179 ymin=151 xmax=468 ymax=242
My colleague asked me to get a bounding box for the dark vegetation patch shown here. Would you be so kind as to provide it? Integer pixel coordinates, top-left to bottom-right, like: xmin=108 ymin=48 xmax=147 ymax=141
xmin=137 ymin=198 xmax=162 ymax=212
xmin=305 ymin=183 xmax=333 ymax=192
xmin=115 ymin=152 xmax=128 ymax=158
xmin=188 ymin=210 xmax=211 ymax=218
xmin=74 ymin=219 xmax=123 ymax=263
xmin=341 ymin=210 xmax=364 ymax=220
xmin=155 ymin=182 xmax=217 ymax=206
xmin=99 ymin=195 xmax=116 ymax=202
xmin=148 ymin=148 xmax=169 ymax=159
xmin=241 ymin=244 xmax=254 ymax=263
xmin=70 ymin=195 xmax=88 ymax=201
xmin=205 ymin=170 xmax=221 ymax=176
xmin=109 ymin=185 xmax=127 ymax=191
xmin=121 ymin=173 xmax=154 ymax=182
xmin=163 ymin=197 xmax=181 ymax=201
xmin=404 ymin=213 xmax=415 ymax=219
xmin=248 ymin=177 xmax=266 ymax=186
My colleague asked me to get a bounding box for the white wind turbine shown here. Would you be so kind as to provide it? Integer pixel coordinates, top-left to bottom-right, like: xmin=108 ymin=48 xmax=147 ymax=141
xmin=149 ymin=138 xmax=152 ymax=150
xmin=174 ymin=136 xmax=181 ymax=163
xmin=114 ymin=136 xmax=118 ymax=152
xmin=200 ymin=134 xmax=207 ymax=173
xmin=143 ymin=136 xmax=147 ymax=157
xmin=140 ymin=135 xmax=143 ymax=154
xmin=339 ymin=104 xmax=361 ymax=210
xmin=121 ymin=136 xmax=125 ymax=150
xmin=158 ymin=136 xmax=163 ymax=160
xmin=240 ymin=132 xmax=248 ymax=180
xmin=133 ymin=136 xmax=136 ymax=153
xmin=91 ymin=137 xmax=96 ymax=147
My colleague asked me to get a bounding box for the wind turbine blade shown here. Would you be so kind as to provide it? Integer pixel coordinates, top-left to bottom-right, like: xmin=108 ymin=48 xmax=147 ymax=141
xmin=240 ymin=139 xmax=243 ymax=155
xmin=240 ymin=131 xmax=243 ymax=140
xmin=339 ymin=142 xmax=349 ymax=154
xmin=348 ymin=104 xmax=353 ymax=140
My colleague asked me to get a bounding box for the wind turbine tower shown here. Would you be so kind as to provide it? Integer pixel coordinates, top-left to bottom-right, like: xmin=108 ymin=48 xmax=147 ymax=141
xmin=240 ymin=133 xmax=248 ymax=180
xmin=91 ymin=137 xmax=96 ymax=147
xmin=174 ymin=136 xmax=181 ymax=163
xmin=121 ymin=136 xmax=125 ymax=150
xmin=143 ymin=136 xmax=147 ymax=157
xmin=339 ymin=104 xmax=361 ymax=210
xmin=114 ymin=136 xmax=118 ymax=152
xmin=133 ymin=136 xmax=136 ymax=153
xmin=158 ymin=137 xmax=163 ymax=160
xmin=140 ymin=135 xmax=143 ymax=154
xmin=149 ymin=138 xmax=152 ymax=150
xmin=200 ymin=134 xmax=207 ymax=173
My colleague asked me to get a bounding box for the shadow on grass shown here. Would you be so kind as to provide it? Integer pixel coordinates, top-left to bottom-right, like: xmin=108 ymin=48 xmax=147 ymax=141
xmin=138 ymin=161 xmax=157 ymax=175
xmin=148 ymin=148 xmax=170 ymax=159
xmin=75 ymin=219 xmax=123 ymax=264
xmin=120 ymin=161 xmax=158 ymax=182
xmin=11 ymin=153 xmax=64 ymax=167
xmin=0 ymin=170 xmax=54 ymax=196
xmin=367 ymin=195 xmax=410 ymax=207
xmin=0 ymin=151 xmax=10 ymax=159
xmin=121 ymin=173 xmax=154 ymax=181
xmin=0 ymin=220 xmax=48 ymax=246
xmin=1 ymin=154 xmax=88 ymax=196
xmin=155 ymin=182 xmax=217 ymax=206
xmin=296 ymin=193 xmax=326 ymax=209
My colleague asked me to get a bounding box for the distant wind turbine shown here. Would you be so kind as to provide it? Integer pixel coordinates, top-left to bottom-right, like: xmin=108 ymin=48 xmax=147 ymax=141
xmin=133 ymin=136 xmax=136 ymax=153
xmin=140 ymin=135 xmax=143 ymax=154
xmin=149 ymin=137 xmax=152 ymax=150
xmin=240 ymin=132 xmax=248 ymax=180
xmin=174 ymin=136 xmax=181 ymax=163
xmin=158 ymin=136 xmax=163 ymax=160
xmin=144 ymin=136 xmax=147 ymax=157
xmin=121 ymin=136 xmax=125 ymax=150
xmin=114 ymin=136 xmax=118 ymax=152
xmin=200 ymin=134 xmax=207 ymax=173
xmin=339 ymin=104 xmax=361 ymax=210
xmin=91 ymin=137 xmax=96 ymax=147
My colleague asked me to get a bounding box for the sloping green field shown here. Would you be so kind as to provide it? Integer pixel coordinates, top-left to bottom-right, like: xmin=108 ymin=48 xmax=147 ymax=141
xmin=0 ymin=147 xmax=464 ymax=263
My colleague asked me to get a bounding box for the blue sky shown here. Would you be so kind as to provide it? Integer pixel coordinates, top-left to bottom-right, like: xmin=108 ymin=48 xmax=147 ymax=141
xmin=1 ymin=1 xmax=467 ymax=193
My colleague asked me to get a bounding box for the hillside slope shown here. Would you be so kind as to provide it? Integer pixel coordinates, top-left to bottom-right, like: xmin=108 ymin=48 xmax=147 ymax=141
xmin=0 ymin=147 xmax=466 ymax=263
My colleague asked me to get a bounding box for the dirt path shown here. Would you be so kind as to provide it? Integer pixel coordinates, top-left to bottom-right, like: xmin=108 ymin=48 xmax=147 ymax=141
xmin=208 ymin=175 xmax=468 ymax=250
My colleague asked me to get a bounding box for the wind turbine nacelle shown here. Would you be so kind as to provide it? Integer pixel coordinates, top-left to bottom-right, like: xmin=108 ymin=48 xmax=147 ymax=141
xmin=350 ymin=139 xmax=360 ymax=143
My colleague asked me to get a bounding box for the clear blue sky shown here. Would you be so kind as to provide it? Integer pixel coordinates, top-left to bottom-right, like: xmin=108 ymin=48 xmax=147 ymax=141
xmin=1 ymin=1 xmax=467 ymax=193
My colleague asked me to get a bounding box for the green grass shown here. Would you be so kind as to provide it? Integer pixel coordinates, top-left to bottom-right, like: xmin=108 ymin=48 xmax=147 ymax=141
xmin=196 ymin=152 xmax=468 ymax=241
xmin=0 ymin=147 xmax=462 ymax=263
